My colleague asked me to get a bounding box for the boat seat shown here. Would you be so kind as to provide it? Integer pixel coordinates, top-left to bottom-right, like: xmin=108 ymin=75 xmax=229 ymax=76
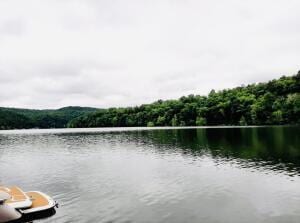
xmin=0 ymin=186 xmax=32 ymax=209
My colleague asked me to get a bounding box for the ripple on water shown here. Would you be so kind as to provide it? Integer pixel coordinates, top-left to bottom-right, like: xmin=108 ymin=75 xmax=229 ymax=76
xmin=0 ymin=127 xmax=300 ymax=223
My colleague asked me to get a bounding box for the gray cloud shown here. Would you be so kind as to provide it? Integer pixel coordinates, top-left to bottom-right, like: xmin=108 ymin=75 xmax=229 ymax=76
xmin=0 ymin=19 xmax=25 ymax=36
xmin=0 ymin=0 xmax=299 ymax=109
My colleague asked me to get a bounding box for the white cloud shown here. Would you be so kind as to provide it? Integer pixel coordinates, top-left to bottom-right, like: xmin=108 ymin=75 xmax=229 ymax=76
xmin=0 ymin=0 xmax=299 ymax=108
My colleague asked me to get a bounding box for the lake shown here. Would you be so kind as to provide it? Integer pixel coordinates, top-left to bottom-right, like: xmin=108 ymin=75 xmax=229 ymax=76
xmin=0 ymin=126 xmax=299 ymax=223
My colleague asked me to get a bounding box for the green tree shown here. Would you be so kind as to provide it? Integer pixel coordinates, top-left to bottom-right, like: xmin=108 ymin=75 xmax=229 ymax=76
xmin=156 ymin=116 xmax=166 ymax=126
xmin=239 ymin=116 xmax=247 ymax=126
xmin=272 ymin=110 xmax=283 ymax=124
xmin=196 ymin=116 xmax=207 ymax=126
xmin=147 ymin=121 xmax=155 ymax=127
xmin=171 ymin=115 xmax=178 ymax=126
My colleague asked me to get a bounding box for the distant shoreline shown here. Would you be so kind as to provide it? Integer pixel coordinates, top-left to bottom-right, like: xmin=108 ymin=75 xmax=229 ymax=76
xmin=0 ymin=125 xmax=299 ymax=136
xmin=1 ymin=72 xmax=299 ymax=130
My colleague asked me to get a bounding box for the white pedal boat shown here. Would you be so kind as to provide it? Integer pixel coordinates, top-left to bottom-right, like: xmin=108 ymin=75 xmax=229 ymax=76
xmin=0 ymin=186 xmax=57 ymax=223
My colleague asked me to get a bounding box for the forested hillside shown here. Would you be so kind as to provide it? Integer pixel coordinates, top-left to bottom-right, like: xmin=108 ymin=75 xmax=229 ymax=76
xmin=0 ymin=106 xmax=98 ymax=129
xmin=1 ymin=72 xmax=299 ymax=130
xmin=68 ymin=72 xmax=300 ymax=128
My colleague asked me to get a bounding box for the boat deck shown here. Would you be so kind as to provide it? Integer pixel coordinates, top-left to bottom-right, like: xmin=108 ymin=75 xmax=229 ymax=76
xmin=26 ymin=191 xmax=50 ymax=208
xmin=0 ymin=186 xmax=32 ymax=208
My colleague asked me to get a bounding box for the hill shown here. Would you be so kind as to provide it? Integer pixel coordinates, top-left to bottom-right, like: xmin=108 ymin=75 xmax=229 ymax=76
xmin=1 ymin=72 xmax=299 ymax=130
xmin=0 ymin=106 xmax=99 ymax=129
xmin=68 ymin=72 xmax=300 ymax=128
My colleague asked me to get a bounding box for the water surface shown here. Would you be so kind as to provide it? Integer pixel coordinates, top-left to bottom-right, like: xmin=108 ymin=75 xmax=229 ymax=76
xmin=0 ymin=126 xmax=299 ymax=223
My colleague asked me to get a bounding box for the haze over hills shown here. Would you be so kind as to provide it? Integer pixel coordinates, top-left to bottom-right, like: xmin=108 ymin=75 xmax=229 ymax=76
xmin=0 ymin=72 xmax=299 ymax=130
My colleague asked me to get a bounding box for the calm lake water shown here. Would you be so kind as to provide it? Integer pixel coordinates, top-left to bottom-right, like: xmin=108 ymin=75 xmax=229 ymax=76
xmin=0 ymin=126 xmax=299 ymax=223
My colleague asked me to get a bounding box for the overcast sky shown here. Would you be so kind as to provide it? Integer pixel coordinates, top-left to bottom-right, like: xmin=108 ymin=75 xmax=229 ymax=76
xmin=0 ymin=0 xmax=299 ymax=109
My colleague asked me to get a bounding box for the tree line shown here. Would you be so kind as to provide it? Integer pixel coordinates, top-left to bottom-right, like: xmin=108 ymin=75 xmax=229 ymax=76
xmin=68 ymin=72 xmax=300 ymax=128
xmin=0 ymin=106 xmax=98 ymax=129
xmin=0 ymin=72 xmax=299 ymax=130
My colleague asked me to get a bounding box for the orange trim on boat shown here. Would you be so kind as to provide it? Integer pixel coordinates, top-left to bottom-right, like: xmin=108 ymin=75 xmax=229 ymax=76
xmin=26 ymin=192 xmax=50 ymax=208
